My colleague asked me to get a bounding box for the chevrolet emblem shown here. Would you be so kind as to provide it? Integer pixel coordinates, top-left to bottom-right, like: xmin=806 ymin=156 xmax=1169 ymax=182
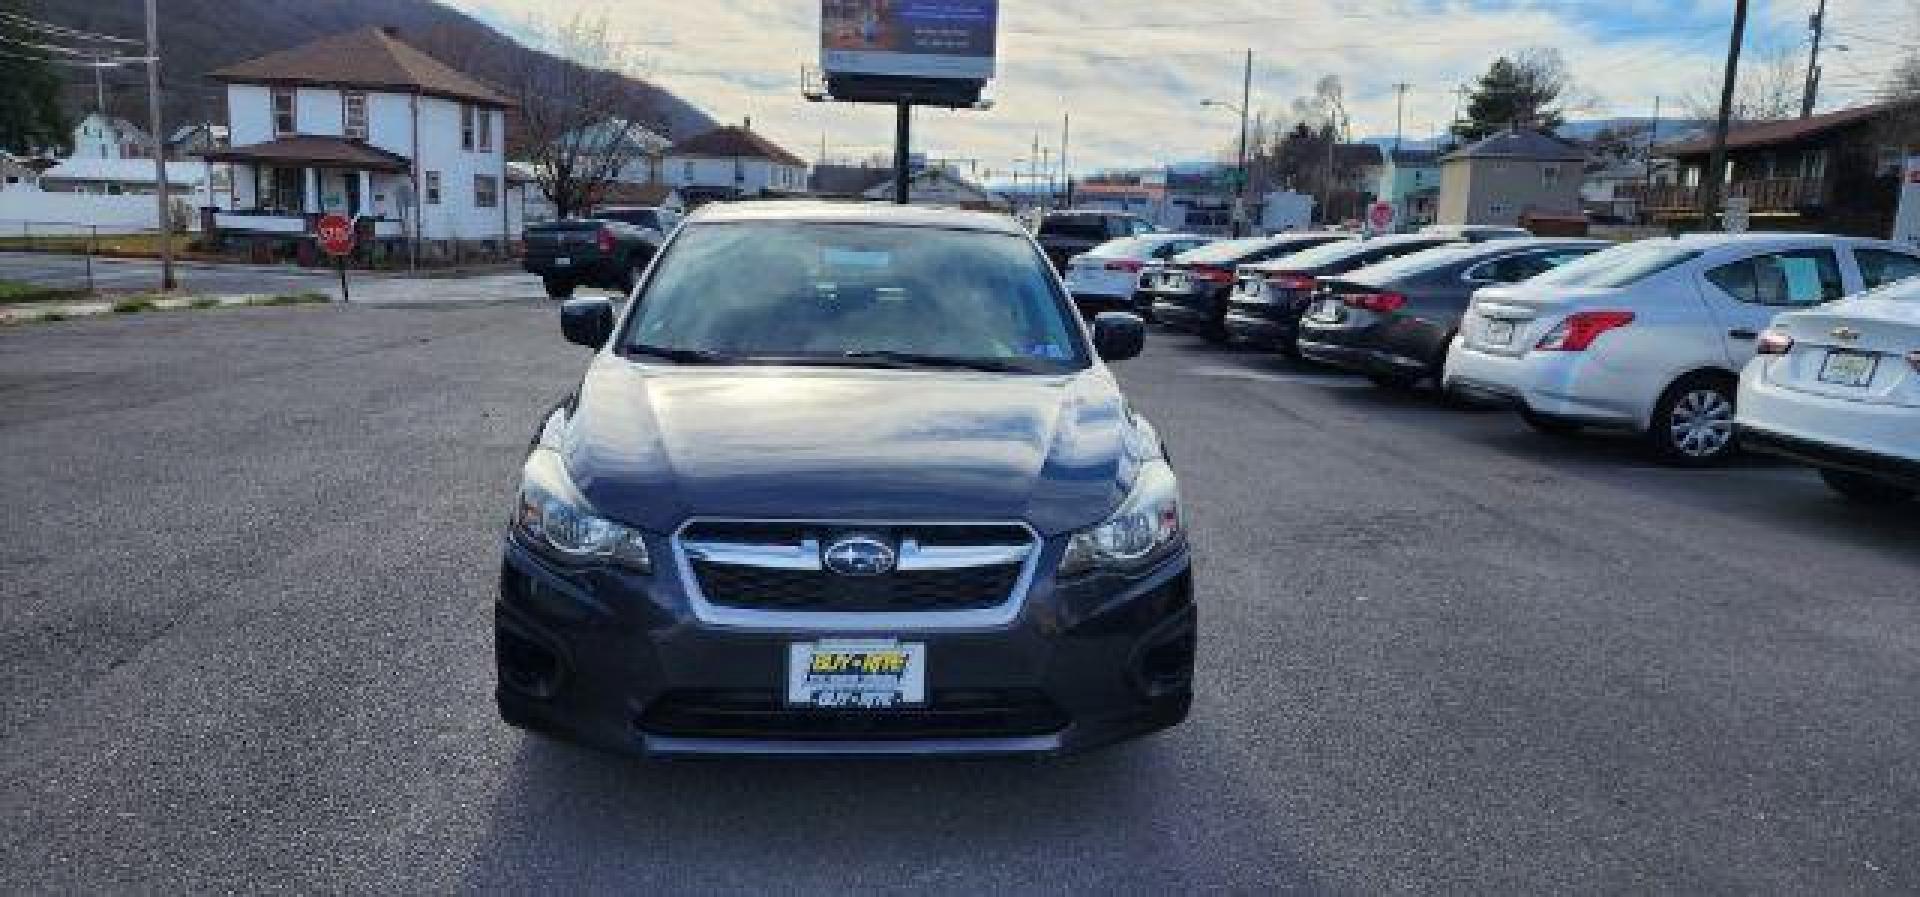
xmin=1831 ymin=326 xmax=1861 ymax=342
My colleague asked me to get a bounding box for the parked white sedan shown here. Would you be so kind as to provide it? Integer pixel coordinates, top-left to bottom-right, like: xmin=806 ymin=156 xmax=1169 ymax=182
xmin=1738 ymin=274 xmax=1920 ymax=503
xmin=1443 ymin=233 xmax=1920 ymax=464
xmin=1061 ymin=233 xmax=1214 ymax=317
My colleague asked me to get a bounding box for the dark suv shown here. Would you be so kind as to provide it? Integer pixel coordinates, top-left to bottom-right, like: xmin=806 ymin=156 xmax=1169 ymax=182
xmin=522 ymin=206 xmax=678 ymax=299
xmin=1036 ymin=209 xmax=1156 ymax=273
xmin=498 ymin=202 xmax=1195 ymax=757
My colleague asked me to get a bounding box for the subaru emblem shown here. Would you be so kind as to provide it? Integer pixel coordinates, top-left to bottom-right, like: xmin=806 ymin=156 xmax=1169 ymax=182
xmin=822 ymin=535 xmax=896 ymax=577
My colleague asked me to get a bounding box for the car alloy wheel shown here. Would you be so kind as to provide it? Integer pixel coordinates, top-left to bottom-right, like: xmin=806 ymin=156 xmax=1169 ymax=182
xmin=1665 ymin=387 xmax=1735 ymax=460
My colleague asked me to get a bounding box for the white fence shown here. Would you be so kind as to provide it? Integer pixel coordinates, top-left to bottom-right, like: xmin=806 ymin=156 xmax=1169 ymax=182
xmin=0 ymin=184 xmax=202 ymax=234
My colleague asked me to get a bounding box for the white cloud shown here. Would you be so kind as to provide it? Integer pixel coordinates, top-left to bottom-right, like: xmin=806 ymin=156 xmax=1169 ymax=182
xmin=447 ymin=0 xmax=1916 ymax=178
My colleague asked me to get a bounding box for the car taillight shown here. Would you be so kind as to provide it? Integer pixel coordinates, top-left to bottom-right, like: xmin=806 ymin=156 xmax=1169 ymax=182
xmin=1191 ymin=265 xmax=1233 ymax=284
xmin=596 ymin=227 xmax=615 ymax=253
xmin=1105 ymin=259 xmax=1144 ymax=273
xmin=1536 ymin=311 xmax=1635 ymax=352
xmin=1342 ymin=292 xmax=1407 ymax=313
xmin=1755 ymin=328 xmax=1794 ymax=355
xmin=1267 ymin=274 xmax=1317 ymax=292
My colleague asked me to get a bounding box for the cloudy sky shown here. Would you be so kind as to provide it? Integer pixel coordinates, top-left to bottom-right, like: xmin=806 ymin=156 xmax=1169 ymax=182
xmin=448 ymin=0 xmax=1917 ymax=181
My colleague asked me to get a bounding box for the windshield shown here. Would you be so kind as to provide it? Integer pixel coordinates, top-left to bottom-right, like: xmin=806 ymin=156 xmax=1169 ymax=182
xmin=1087 ymin=236 xmax=1152 ymax=257
xmin=1176 ymin=237 xmax=1283 ymax=264
xmin=1039 ymin=214 xmax=1111 ymax=241
xmin=1342 ymin=243 xmax=1491 ymax=281
xmin=1273 ymin=237 xmax=1424 ymax=269
xmin=624 ymin=222 xmax=1087 ymax=372
xmin=1532 ymin=241 xmax=1702 ymax=288
xmin=600 ymin=209 xmax=662 ymax=229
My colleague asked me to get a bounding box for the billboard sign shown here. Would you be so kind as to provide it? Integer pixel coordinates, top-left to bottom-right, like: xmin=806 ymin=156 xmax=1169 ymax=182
xmin=821 ymin=1 xmax=998 ymax=81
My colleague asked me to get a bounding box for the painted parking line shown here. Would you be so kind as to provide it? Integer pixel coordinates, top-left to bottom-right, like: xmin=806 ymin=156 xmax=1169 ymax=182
xmin=1182 ymin=365 xmax=1372 ymax=388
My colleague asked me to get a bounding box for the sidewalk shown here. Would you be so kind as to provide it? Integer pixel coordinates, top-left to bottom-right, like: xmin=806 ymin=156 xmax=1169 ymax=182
xmin=0 ymin=272 xmax=618 ymax=323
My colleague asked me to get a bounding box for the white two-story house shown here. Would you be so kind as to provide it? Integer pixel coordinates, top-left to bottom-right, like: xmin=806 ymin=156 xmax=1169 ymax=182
xmin=662 ymin=122 xmax=810 ymax=204
xmin=200 ymin=26 xmax=515 ymax=261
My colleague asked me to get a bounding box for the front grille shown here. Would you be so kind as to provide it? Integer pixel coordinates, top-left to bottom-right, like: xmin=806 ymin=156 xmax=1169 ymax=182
xmin=679 ymin=521 xmax=1035 ymax=613
xmin=637 ymin=688 xmax=1069 ymax=739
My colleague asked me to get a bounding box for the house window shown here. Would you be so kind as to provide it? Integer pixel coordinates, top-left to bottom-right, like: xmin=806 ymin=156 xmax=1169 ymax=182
xmin=683 ymin=160 xmax=694 ymax=180
xmin=477 ymin=109 xmax=492 ymax=152
xmin=1542 ymin=165 xmax=1560 ymax=187
xmin=424 ymin=171 xmax=441 ymax=205
xmin=474 ymin=174 xmax=498 ymax=208
xmin=272 ymin=87 xmax=297 ymax=135
xmin=343 ymin=92 xmax=368 ymax=139
xmin=1802 ymin=149 xmax=1828 ymax=181
xmin=461 ymin=105 xmax=478 ymax=151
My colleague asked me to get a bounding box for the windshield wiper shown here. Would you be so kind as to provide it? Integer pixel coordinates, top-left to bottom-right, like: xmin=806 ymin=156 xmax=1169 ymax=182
xmin=625 ymin=344 xmax=732 ymax=364
xmin=839 ymin=350 xmax=1034 ymax=373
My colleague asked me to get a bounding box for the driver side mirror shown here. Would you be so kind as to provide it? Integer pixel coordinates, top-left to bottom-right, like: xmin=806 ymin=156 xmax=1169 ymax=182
xmin=1091 ymin=312 xmax=1146 ymax=362
xmin=560 ymin=297 xmax=615 ymax=349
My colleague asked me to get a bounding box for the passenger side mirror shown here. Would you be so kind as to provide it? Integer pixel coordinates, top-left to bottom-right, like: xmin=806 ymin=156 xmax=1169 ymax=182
xmin=1091 ymin=312 xmax=1146 ymax=362
xmin=560 ymin=297 xmax=615 ymax=349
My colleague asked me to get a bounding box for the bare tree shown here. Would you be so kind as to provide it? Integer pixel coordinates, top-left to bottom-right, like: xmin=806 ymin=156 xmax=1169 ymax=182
xmin=1683 ymin=45 xmax=1804 ymax=123
xmin=506 ymin=16 xmax=662 ymax=219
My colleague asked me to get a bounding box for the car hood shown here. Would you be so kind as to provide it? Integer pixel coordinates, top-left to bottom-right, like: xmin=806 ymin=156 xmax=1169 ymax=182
xmin=556 ymin=360 xmax=1143 ymax=536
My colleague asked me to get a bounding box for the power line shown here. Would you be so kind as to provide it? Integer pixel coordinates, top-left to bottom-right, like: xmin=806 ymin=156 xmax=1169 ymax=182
xmin=0 ymin=10 xmax=141 ymax=45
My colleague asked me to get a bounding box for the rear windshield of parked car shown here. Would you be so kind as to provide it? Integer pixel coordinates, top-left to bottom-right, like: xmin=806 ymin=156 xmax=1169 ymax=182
xmin=1177 ymin=237 xmax=1294 ymax=264
xmin=1272 ymin=236 xmax=1435 ymax=269
xmin=1531 ymin=242 xmax=1703 ymax=289
xmin=1040 ymin=215 xmax=1113 ymax=241
xmin=1086 ymin=237 xmax=1153 ymax=257
xmin=601 ymin=209 xmax=662 ymax=229
xmin=626 ymin=222 xmax=1087 ymax=372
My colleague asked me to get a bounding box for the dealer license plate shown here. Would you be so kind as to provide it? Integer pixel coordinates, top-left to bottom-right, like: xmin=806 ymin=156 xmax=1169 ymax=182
xmin=553 ymin=256 xmax=571 ymax=267
xmin=1309 ymin=299 xmax=1344 ymax=323
xmin=1817 ymin=350 xmax=1877 ymax=387
xmin=1484 ymin=318 xmax=1516 ymax=347
xmin=787 ymin=640 xmax=926 ymax=708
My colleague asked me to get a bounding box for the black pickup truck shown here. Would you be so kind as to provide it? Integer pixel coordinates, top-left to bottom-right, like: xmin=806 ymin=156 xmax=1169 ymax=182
xmin=522 ymin=206 xmax=680 ymax=299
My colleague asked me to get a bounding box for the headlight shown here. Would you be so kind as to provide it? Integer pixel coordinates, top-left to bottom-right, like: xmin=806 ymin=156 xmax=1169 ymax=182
xmin=512 ymin=449 xmax=651 ymax=572
xmin=1059 ymin=460 xmax=1183 ymax=577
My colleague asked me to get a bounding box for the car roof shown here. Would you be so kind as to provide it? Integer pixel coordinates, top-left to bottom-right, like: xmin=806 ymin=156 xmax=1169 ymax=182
xmin=1653 ymin=232 xmax=1903 ymax=249
xmin=687 ymin=200 xmax=1027 ymax=235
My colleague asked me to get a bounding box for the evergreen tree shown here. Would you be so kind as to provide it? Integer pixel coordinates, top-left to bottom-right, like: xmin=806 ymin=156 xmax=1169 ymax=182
xmin=0 ymin=0 xmax=72 ymax=156
xmin=1454 ymin=50 xmax=1570 ymax=142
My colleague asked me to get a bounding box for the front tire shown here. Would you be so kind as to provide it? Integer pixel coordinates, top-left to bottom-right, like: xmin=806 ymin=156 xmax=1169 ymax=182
xmin=1648 ymin=375 xmax=1739 ymax=466
xmin=1819 ymin=469 xmax=1916 ymax=505
xmin=542 ymin=276 xmax=575 ymax=299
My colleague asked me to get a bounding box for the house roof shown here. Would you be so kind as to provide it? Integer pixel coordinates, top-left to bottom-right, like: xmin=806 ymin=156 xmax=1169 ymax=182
xmin=1658 ymin=101 xmax=1914 ymax=156
xmin=197 ymin=136 xmax=413 ymax=173
xmin=667 ymin=126 xmax=806 ymax=166
xmin=594 ymin=182 xmax=681 ymax=206
xmin=861 ymin=167 xmax=999 ymax=205
xmin=1443 ymin=128 xmax=1586 ymax=163
xmin=208 ymin=26 xmax=513 ymax=108
xmin=809 ymin=164 xmax=894 ymax=196
xmin=1336 ymin=143 xmax=1385 ymax=167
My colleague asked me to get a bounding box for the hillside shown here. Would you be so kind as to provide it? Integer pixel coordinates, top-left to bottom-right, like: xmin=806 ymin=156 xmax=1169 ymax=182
xmin=36 ymin=0 xmax=713 ymax=143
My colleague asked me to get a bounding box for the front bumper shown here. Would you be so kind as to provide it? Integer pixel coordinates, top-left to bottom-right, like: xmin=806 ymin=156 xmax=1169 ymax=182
xmin=495 ymin=537 xmax=1196 ymax=758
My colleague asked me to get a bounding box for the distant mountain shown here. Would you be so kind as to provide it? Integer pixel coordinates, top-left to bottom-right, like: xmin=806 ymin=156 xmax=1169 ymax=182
xmin=36 ymin=0 xmax=713 ymax=144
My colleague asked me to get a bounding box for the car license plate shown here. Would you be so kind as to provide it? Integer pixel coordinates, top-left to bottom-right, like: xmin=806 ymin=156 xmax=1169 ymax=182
xmin=554 ymin=256 xmax=571 ymax=267
xmin=1484 ymin=319 xmax=1516 ymax=347
xmin=1310 ymin=299 xmax=1344 ymax=322
xmin=1817 ymin=350 xmax=1877 ymax=387
xmin=787 ymin=639 xmax=926 ymax=708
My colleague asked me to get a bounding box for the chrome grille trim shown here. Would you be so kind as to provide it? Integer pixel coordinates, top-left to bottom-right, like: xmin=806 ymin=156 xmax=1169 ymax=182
xmin=670 ymin=519 xmax=1041 ymax=631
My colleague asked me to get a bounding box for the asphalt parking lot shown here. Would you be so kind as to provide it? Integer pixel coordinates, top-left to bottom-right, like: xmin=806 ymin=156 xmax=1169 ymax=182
xmin=2 ymin=303 xmax=1917 ymax=892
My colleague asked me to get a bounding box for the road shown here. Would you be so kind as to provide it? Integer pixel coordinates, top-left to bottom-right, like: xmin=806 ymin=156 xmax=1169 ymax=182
xmin=2 ymin=304 xmax=1916 ymax=892
xmin=0 ymin=251 xmax=595 ymax=303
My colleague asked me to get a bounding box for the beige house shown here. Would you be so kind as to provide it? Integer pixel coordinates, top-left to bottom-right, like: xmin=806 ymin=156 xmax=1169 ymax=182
xmin=1436 ymin=129 xmax=1586 ymax=227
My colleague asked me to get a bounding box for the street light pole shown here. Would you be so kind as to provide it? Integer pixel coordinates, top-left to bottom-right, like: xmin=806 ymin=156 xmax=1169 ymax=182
xmin=1236 ymin=49 xmax=1251 ymax=237
xmin=144 ymin=0 xmax=175 ymax=290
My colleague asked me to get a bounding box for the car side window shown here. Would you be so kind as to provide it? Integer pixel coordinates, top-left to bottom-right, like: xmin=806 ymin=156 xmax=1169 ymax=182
xmin=1857 ymin=248 xmax=1920 ymax=290
xmin=1468 ymin=253 xmax=1542 ymax=283
xmin=1707 ymin=249 xmax=1844 ymax=306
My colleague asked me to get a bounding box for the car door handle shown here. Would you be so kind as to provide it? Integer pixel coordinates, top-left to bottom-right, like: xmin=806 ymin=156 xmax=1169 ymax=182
xmin=1728 ymin=329 xmax=1758 ymax=340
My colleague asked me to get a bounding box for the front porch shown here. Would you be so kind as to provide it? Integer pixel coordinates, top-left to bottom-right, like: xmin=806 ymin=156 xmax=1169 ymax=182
xmin=199 ymin=137 xmax=413 ymax=265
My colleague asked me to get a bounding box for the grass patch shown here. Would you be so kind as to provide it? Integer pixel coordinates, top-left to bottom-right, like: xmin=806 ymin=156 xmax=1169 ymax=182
xmin=255 ymin=291 xmax=332 ymax=306
xmin=111 ymin=297 xmax=158 ymax=314
xmin=0 ymin=279 xmax=88 ymax=304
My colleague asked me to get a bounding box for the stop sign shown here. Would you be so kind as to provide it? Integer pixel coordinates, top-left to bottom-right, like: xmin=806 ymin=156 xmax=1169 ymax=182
xmin=1367 ymin=201 xmax=1395 ymax=234
xmin=316 ymin=214 xmax=355 ymax=256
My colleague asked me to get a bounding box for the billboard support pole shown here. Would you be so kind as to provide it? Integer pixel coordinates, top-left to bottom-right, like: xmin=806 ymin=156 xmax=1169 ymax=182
xmin=894 ymin=100 xmax=911 ymax=205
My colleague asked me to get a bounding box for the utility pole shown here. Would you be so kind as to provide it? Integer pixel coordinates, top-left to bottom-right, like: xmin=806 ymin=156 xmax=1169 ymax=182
xmin=1235 ymin=49 xmax=1251 ymax=237
xmin=1800 ymin=0 xmax=1827 ymax=118
xmin=1700 ymin=0 xmax=1749 ymax=231
xmin=1640 ymin=96 xmax=1662 ymax=224
xmin=92 ymin=50 xmax=110 ymax=112
xmin=145 ymin=0 xmax=175 ymax=290
xmin=1392 ymin=82 xmax=1411 ymax=151
xmin=892 ymin=101 xmax=910 ymax=205
xmin=1060 ymin=113 xmax=1071 ymax=208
